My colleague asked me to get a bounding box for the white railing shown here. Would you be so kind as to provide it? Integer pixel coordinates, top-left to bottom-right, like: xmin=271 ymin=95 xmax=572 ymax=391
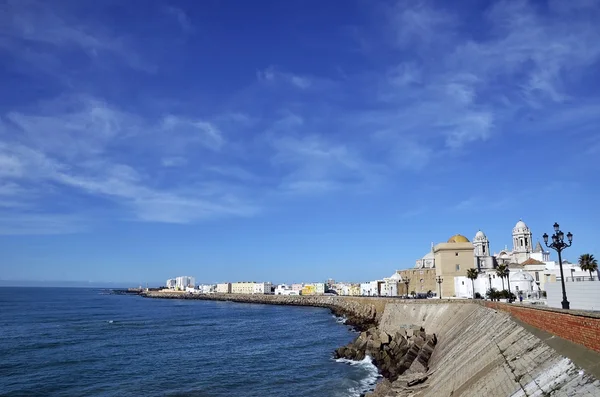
xmin=561 ymin=276 xmax=598 ymax=282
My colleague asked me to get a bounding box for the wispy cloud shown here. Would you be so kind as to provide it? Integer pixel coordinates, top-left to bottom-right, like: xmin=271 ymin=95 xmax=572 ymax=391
xmin=164 ymin=6 xmax=194 ymax=34
xmin=0 ymin=0 xmax=153 ymax=73
xmin=1 ymin=0 xmax=599 ymax=234
xmin=257 ymin=66 xmax=312 ymax=89
xmin=0 ymin=97 xmax=256 ymax=226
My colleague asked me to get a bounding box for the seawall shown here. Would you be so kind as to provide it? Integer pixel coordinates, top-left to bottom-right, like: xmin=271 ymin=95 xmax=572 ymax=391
xmin=140 ymin=292 xmax=600 ymax=396
xmin=141 ymin=291 xmax=392 ymax=329
xmin=373 ymin=303 xmax=600 ymax=396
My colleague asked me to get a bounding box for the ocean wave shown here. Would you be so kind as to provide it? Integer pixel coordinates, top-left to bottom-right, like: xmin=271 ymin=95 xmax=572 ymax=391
xmin=335 ymin=355 xmax=381 ymax=397
xmin=332 ymin=314 xmax=347 ymax=324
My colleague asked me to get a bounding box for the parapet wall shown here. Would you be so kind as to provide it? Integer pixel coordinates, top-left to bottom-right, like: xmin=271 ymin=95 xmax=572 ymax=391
xmin=481 ymin=301 xmax=600 ymax=353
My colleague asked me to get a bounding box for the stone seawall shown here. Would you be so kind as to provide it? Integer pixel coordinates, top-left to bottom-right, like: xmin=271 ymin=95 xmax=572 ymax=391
xmin=141 ymin=292 xmax=392 ymax=329
xmin=370 ymin=303 xmax=600 ymax=396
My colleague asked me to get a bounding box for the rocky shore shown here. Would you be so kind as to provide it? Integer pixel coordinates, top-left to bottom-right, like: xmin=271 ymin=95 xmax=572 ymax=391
xmin=335 ymin=326 xmax=437 ymax=396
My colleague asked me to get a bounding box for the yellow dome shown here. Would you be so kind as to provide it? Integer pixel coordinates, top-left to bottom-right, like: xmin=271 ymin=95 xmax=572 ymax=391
xmin=447 ymin=234 xmax=470 ymax=243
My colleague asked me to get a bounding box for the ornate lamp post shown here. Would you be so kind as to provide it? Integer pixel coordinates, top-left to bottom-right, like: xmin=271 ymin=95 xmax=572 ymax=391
xmin=543 ymin=222 xmax=573 ymax=310
xmin=404 ymin=278 xmax=410 ymax=298
xmin=436 ymin=276 xmax=443 ymax=299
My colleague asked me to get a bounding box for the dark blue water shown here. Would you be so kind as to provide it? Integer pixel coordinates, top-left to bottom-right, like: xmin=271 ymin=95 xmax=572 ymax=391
xmin=0 ymin=288 xmax=379 ymax=396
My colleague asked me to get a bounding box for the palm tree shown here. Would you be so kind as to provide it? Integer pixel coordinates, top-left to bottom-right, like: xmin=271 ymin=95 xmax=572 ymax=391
xmin=496 ymin=264 xmax=508 ymax=290
xmin=578 ymin=254 xmax=598 ymax=281
xmin=466 ymin=268 xmax=478 ymax=298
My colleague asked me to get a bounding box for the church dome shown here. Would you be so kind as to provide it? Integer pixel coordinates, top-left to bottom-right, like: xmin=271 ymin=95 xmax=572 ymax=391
xmin=510 ymin=271 xmax=534 ymax=282
xmin=514 ymin=220 xmax=528 ymax=229
xmin=422 ymin=252 xmax=434 ymax=260
xmin=474 ymin=230 xmax=486 ymax=240
xmin=447 ymin=234 xmax=470 ymax=243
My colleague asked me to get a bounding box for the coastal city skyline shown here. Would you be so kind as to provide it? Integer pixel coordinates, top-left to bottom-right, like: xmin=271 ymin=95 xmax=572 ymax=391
xmin=2 ymin=0 xmax=600 ymax=284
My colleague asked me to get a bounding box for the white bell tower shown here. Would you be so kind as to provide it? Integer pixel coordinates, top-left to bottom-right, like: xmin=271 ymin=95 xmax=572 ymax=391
xmin=473 ymin=230 xmax=490 ymax=257
xmin=512 ymin=219 xmax=533 ymax=263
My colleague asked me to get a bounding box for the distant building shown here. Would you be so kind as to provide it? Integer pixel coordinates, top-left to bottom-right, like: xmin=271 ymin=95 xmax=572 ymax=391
xmin=253 ymin=282 xmax=272 ymax=294
xmin=348 ymin=284 xmax=361 ymax=296
xmin=216 ymin=283 xmax=232 ymax=294
xmin=291 ymin=283 xmax=304 ymax=292
xmin=166 ymin=279 xmax=176 ymax=289
xmin=300 ymin=283 xmax=325 ymax=295
xmin=174 ymin=276 xmax=195 ymax=290
xmin=231 ymin=282 xmax=255 ymax=294
xmin=360 ymin=280 xmax=383 ymax=296
xmin=275 ymin=284 xmax=291 ymax=295
xmin=198 ymin=284 xmax=216 ymax=294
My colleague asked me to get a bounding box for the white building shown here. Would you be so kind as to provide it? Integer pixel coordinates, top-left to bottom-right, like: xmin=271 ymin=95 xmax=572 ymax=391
xmin=253 ymin=282 xmax=273 ymax=294
xmin=198 ymin=284 xmax=216 ymax=294
xmin=381 ymin=272 xmax=403 ymax=297
xmin=166 ymin=279 xmax=176 ymax=289
xmin=274 ymin=284 xmax=299 ymax=295
xmin=274 ymin=284 xmax=291 ymax=295
xmin=175 ymin=276 xmax=195 ymax=290
xmin=360 ymin=280 xmax=383 ymax=296
xmin=216 ymin=283 xmax=232 ymax=294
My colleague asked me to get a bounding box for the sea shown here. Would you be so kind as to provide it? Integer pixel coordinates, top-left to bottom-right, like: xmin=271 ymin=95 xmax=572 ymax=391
xmin=0 ymin=288 xmax=379 ymax=397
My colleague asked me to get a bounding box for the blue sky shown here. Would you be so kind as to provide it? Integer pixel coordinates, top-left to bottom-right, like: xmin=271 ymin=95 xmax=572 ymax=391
xmin=1 ymin=0 xmax=599 ymax=286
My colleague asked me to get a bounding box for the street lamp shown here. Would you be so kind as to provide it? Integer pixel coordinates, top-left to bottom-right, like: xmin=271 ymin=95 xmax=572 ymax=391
xmin=404 ymin=278 xmax=410 ymax=298
xmin=436 ymin=276 xmax=443 ymax=299
xmin=543 ymin=222 xmax=573 ymax=310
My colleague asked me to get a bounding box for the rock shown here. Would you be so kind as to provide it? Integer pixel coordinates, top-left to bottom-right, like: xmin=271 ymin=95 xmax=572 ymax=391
xmin=407 ymin=375 xmax=428 ymax=386
xmin=379 ymin=331 xmax=391 ymax=345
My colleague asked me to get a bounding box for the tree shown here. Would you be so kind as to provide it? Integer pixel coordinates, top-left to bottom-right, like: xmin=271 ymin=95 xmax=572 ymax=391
xmin=486 ymin=288 xmax=499 ymax=301
xmin=466 ymin=268 xmax=479 ymax=298
xmin=578 ymin=254 xmax=598 ymax=281
xmin=496 ymin=264 xmax=508 ymax=290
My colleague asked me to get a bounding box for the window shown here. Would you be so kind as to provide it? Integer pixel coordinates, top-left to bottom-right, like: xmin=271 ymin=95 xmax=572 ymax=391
xmin=462 ymin=281 xmax=464 ymax=285
xmin=420 ymin=271 xmax=424 ymax=275
xmin=455 ymin=252 xmax=459 ymax=256
xmin=456 ymin=264 xmax=460 ymax=271
xmin=420 ymin=279 xmax=424 ymax=283
xmin=535 ymin=272 xmax=539 ymax=281
xmin=483 ymin=246 xmax=486 ymax=254
xmin=525 ymin=238 xmax=528 ymax=247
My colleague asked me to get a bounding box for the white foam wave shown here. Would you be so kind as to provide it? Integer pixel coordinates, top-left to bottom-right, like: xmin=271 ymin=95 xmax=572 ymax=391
xmin=332 ymin=315 xmax=347 ymax=324
xmin=335 ymin=355 xmax=381 ymax=397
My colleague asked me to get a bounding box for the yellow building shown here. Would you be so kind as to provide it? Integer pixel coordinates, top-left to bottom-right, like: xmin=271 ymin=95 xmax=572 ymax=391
xmin=231 ymin=282 xmax=255 ymax=294
xmin=434 ymin=234 xmax=475 ymax=298
xmin=349 ymin=284 xmax=361 ymax=296
xmin=301 ymin=285 xmax=316 ymax=295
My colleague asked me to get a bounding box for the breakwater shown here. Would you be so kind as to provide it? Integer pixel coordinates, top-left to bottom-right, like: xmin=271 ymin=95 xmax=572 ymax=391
xmin=141 ymin=292 xmax=384 ymax=330
xmin=140 ymin=292 xmax=600 ymax=396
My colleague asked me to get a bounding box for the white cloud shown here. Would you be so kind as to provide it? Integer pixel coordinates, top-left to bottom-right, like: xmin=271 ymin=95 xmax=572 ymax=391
xmin=0 ymin=0 xmax=153 ymax=72
xmin=161 ymin=115 xmax=225 ymax=151
xmin=257 ymin=66 xmax=312 ymax=89
xmin=164 ymin=6 xmax=194 ymax=33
